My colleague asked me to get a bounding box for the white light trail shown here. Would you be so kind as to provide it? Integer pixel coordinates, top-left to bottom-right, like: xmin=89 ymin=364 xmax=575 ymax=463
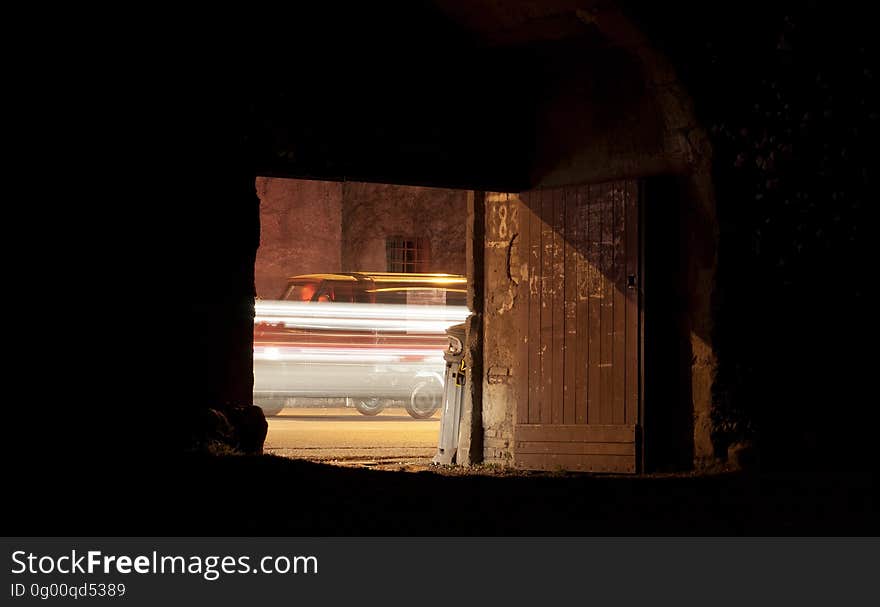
xmin=253 ymin=301 xmax=468 ymax=400
xmin=254 ymin=301 xmax=469 ymax=333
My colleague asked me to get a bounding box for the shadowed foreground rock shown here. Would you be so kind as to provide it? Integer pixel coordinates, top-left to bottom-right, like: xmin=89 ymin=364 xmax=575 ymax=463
xmin=185 ymin=405 xmax=268 ymax=455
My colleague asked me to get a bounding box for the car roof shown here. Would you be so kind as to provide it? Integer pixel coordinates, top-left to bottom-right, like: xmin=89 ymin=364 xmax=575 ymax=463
xmin=286 ymin=272 xmax=466 ymax=285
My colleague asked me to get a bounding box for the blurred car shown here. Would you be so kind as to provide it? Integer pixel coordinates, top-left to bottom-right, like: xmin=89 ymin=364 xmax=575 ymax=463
xmin=279 ymin=272 xmax=467 ymax=306
xmin=254 ymin=273 xmax=468 ymax=419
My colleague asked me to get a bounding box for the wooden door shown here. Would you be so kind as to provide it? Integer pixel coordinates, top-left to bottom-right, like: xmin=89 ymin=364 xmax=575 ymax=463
xmin=512 ymin=181 xmax=640 ymax=473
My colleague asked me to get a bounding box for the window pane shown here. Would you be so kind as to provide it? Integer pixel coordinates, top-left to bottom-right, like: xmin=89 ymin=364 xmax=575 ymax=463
xmin=386 ymin=236 xmax=426 ymax=273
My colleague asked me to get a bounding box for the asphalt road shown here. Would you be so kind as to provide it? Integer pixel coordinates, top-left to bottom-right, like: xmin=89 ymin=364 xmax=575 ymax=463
xmin=264 ymin=406 xmax=441 ymax=464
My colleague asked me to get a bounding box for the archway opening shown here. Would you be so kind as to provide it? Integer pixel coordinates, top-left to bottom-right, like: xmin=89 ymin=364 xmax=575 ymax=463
xmin=253 ymin=176 xmax=472 ymax=469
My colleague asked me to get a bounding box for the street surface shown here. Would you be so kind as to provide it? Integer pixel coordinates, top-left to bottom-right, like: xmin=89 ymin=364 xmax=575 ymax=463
xmin=264 ymin=406 xmax=440 ymax=465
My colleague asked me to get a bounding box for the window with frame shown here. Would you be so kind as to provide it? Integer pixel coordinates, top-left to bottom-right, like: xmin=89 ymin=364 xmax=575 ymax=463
xmin=385 ymin=237 xmax=429 ymax=273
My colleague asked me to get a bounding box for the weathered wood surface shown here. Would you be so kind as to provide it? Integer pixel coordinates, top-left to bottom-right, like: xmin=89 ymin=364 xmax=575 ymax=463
xmin=502 ymin=180 xmax=641 ymax=473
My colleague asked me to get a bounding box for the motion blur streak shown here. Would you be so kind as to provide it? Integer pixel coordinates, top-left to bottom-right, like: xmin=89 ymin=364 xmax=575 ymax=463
xmin=254 ymin=301 xmax=469 ymax=333
xmin=254 ymin=347 xmax=442 ymax=364
xmin=253 ymin=302 xmax=469 ymax=403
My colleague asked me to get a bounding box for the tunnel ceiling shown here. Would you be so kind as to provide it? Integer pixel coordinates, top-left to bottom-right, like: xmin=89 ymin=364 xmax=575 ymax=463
xmin=248 ymin=0 xmax=618 ymax=192
xmin=430 ymin=0 xmax=607 ymax=48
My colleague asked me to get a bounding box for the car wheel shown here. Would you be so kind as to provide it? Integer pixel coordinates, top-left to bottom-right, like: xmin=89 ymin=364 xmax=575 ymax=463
xmin=406 ymin=382 xmax=442 ymax=419
xmin=352 ymin=397 xmax=385 ymax=416
xmin=255 ymin=398 xmax=285 ymax=417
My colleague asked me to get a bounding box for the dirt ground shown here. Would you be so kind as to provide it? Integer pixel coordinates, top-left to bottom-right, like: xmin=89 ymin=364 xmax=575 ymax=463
xmin=10 ymin=453 xmax=875 ymax=536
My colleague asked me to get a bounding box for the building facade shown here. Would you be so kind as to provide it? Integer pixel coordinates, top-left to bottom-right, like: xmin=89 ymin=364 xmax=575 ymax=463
xmin=256 ymin=177 xmax=467 ymax=299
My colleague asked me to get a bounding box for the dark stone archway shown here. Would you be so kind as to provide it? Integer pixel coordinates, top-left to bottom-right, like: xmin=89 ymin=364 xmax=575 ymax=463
xmin=138 ymin=0 xmax=724 ymax=467
xmin=19 ymin=0 xmax=871 ymax=481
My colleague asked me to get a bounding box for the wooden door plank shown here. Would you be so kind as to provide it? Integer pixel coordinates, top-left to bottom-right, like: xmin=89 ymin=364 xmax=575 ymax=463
xmin=587 ymin=184 xmax=601 ymax=425
xmin=515 ymin=441 xmax=636 ymax=456
xmin=612 ymin=182 xmax=627 ymax=425
xmin=599 ymin=183 xmax=614 ymax=425
xmin=574 ymin=185 xmax=588 ymax=425
xmin=515 ymin=423 xmax=636 ymax=443
xmin=563 ymin=187 xmax=577 ymax=424
xmin=528 ymin=190 xmax=542 ymax=424
xmin=624 ymin=180 xmax=640 ymax=425
xmin=552 ymin=187 xmax=565 ymax=425
xmin=540 ymin=188 xmax=554 ymax=424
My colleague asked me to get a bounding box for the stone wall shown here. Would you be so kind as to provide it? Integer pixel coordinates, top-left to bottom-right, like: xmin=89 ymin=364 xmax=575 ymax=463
xmin=341 ymin=181 xmax=468 ymax=275
xmin=480 ymin=192 xmax=524 ymax=466
xmin=256 ymin=178 xmax=468 ymax=301
xmin=255 ymin=177 xmax=342 ymax=299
